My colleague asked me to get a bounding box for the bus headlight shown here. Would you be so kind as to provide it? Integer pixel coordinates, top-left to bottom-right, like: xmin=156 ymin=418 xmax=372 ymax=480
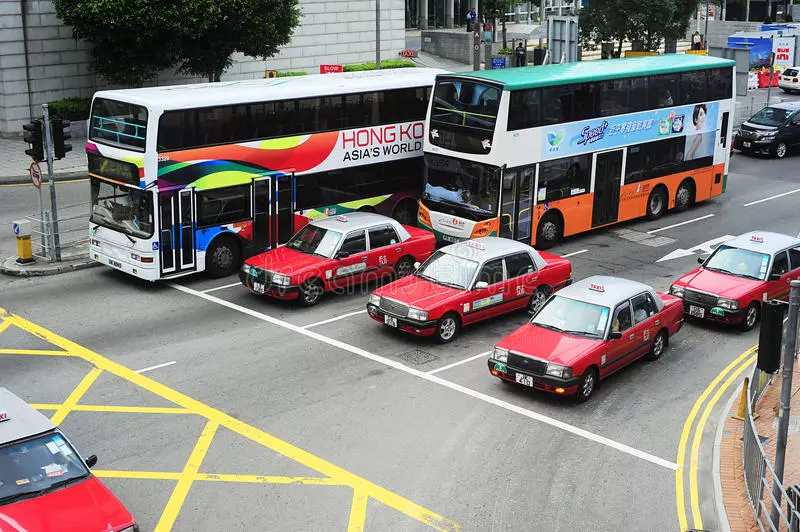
xmin=492 ymin=347 xmax=508 ymax=362
xmin=407 ymin=307 xmax=428 ymax=321
xmin=669 ymin=285 xmax=684 ymax=298
xmin=717 ymin=298 xmax=739 ymax=310
xmin=272 ymin=273 xmax=290 ymax=287
xmin=545 ymin=363 xmax=572 ymax=379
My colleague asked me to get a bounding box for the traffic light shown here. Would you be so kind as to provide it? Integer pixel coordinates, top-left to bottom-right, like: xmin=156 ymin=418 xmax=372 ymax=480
xmin=52 ymin=118 xmax=72 ymax=160
xmin=23 ymin=119 xmax=44 ymax=162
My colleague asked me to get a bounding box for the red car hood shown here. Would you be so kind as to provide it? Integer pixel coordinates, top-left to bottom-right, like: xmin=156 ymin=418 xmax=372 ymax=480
xmin=496 ymin=322 xmax=601 ymax=367
xmin=676 ymin=267 xmax=763 ymax=299
xmin=372 ymin=275 xmax=463 ymax=310
xmin=0 ymin=476 xmax=134 ymax=532
xmin=245 ymin=246 xmax=325 ymax=277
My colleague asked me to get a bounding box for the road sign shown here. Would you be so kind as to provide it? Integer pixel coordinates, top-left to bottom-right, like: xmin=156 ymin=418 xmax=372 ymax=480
xmin=400 ymin=49 xmax=416 ymax=57
xmin=491 ymin=57 xmax=506 ymax=69
xmin=320 ymin=64 xmax=343 ymax=74
xmin=266 ymin=70 xmax=278 ymax=78
xmin=29 ymin=162 xmax=42 ymax=189
xmin=474 ymin=44 xmax=480 ymax=51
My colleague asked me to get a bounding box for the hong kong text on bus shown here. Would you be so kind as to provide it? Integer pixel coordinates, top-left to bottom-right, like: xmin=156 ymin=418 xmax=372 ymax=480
xmin=418 ymin=54 xmax=736 ymax=249
xmin=86 ymin=68 xmax=445 ymax=280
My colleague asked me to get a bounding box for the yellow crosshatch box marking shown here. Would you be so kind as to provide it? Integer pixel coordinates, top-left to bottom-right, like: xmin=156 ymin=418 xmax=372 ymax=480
xmin=0 ymin=307 xmax=461 ymax=532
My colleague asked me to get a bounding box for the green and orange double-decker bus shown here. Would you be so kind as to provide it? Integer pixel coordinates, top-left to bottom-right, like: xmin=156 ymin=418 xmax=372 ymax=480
xmin=418 ymin=54 xmax=736 ymax=248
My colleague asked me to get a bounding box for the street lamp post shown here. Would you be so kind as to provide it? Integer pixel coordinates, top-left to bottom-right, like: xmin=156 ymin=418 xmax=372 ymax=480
xmin=376 ymin=0 xmax=381 ymax=69
xmin=704 ymin=0 xmax=710 ymax=50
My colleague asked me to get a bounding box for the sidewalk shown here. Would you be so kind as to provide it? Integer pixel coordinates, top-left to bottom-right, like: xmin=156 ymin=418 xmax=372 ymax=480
xmin=719 ymin=363 xmax=800 ymax=532
xmin=0 ymin=134 xmax=88 ymax=185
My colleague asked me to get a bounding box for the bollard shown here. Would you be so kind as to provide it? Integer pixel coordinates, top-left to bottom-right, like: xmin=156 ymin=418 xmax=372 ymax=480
xmin=13 ymin=220 xmax=34 ymax=264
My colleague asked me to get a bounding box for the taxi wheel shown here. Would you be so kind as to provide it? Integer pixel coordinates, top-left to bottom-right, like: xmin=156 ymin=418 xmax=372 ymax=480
xmin=299 ymin=278 xmax=324 ymax=307
xmin=575 ymin=368 xmax=598 ymax=403
xmin=206 ymin=236 xmax=240 ymax=278
xmin=645 ymin=187 xmax=668 ymax=220
xmin=536 ymin=213 xmax=562 ymax=250
xmin=741 ymin=303 xmax=760 ymax=331
xmin=644 ymin=331 xmax=667 ymax=361
xmin=393 ymin=256 xmax=415 ymax=279
xmin=436 ymin=313 xmax=461 ymax=344
xmin=529 ymin=285 xmax=552 ymax=314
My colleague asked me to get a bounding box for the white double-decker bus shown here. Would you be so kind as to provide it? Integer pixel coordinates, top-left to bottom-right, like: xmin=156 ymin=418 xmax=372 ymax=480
xmin=87 ymin=67 xmax=445 ymax=280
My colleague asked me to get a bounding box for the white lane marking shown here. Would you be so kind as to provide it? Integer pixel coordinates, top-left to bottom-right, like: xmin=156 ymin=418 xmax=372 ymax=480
xmin=134 ymin=361 xmax=177 ymax=374
xmin=170 ymin=283 xmax=679 ymax=471
xmin=561 ymin=249 xmax=588 ymax=258
xmin=427 ymin=351 xmax=491 ymax=375
xmin=302 ymin=310 xmax=368 ymax=329
xmin=744 ymin=187 xmax=800 ymax=207
xmin=646 ymin=214 xmax=715 ymax=234
xmin=202 ymin=282 xmax=241 ymax=293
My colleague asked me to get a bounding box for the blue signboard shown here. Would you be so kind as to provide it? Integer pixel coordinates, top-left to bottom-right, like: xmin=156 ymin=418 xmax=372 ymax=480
xmin=727 ymin=36 xmax=772 ymax=69
xmin=540 ymin=102 xmax=719 ymax=161
xmin=491 ymin=57 xmax=506 ymax=69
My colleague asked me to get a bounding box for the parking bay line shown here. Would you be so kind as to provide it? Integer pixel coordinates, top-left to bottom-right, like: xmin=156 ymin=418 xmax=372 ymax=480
xmin=202 ymin=282 xmax=241 ymax=293
xmin=647 ymin=214 xmax=715 ymax=234
xmin=171 ymin=283 xmax=680 ymax=471
xmin=427 ymin=352 xmax=491 ymax=375
xmin=744 ymin=187 xmax=800 ymax=207
xmin=302 ymin=310 xmax=368 ymax=329
xmin=135 ymin=360 xmax=177 ymax=374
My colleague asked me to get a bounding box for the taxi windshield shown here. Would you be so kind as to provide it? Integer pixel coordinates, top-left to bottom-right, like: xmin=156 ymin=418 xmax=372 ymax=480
xmin=415 ymin=250 xmax=479 ymax=290
xmin=703 ymin=245 xmax=770 ymax=280
xmin=531 ymin=295 xmax=609 ymax=338
xmin=286 ymin=224 xmax=342 ymax=258
xmin=0 ymin=432 xmax=89 ymax=505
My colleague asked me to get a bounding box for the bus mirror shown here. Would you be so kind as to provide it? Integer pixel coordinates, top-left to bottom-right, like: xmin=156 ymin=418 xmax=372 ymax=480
xmin=474 ymin=281 xmax=489 ymax=290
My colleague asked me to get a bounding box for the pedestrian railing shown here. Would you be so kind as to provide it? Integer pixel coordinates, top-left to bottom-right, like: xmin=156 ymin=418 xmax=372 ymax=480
xmin=26 ymin=201 xmax=89 ymax=262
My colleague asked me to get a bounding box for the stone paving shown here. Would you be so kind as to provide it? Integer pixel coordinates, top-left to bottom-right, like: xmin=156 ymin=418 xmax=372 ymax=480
xmin=0 ymin=133 xmax=87 ymax=184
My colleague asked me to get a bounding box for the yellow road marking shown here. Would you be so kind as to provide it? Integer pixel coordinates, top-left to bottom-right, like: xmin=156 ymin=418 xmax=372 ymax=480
xmin=95 ymin=470 xmax=183 ymax=481
xmin=675 ymin=345 xmax=757 ymax=531
xmin=0 ymin=348 xmax=72 ymax=356
xmin=155 ymin=420 xmax=219 ymax=532
xmin=0 ymin=320 xmax=11 ymax=335
xmin=0 ymin=309 xmax=461 ymax=532
xmin=31 ymin=404 xmax=193 ymax=415
xmin=347 ymin=490 xmax=369 ymax=532
xmin=689 ymin=353 xmax=756 ymax=528
xmin=50 ymin=367 xmax=103 ymax=425
xmin=196 ymin=473 xmax=345 ymax=486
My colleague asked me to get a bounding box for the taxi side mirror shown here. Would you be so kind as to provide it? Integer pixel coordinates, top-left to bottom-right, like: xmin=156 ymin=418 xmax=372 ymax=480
xmin=85 ymin=455 xmax=98 ymax=468
xmin=697 ymin=256 xmax=705 ymax=264
xmin=474 ymin=281 xmax=489 ymax=290
xmin=335 ymin=250 xmax=350 ymax=259
xmin=414 ymin=262 xmax=420 ymax=270
xmin=769 ymin=273 xmax=782 ymax=281
xmin=608 ymin=331 xmax=622 ymax=340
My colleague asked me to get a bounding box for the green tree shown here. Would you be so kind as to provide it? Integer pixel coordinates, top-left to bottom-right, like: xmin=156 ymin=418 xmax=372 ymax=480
xmin=177 ymin=0 xmax=301 ymax=82
xmin=53 ymin=0 xmax=217 ymax=87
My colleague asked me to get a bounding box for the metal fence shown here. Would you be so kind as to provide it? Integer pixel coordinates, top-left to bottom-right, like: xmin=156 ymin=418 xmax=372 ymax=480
xmin=26 ymin=201 xmax=89 ymax=262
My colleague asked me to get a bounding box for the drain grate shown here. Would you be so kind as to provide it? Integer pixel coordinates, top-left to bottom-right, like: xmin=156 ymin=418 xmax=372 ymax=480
xmin=399 ymin=349 xmax=439 ymax=365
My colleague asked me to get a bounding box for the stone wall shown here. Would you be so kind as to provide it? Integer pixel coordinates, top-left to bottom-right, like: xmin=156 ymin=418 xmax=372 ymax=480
xmin=0 ymin=0 xmax=405 ymax=135
xmin=421 ymin=30 xmax=473 ymax=64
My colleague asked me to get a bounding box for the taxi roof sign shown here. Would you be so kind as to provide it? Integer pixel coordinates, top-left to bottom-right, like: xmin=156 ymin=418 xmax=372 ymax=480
xmin=336 ymin=215 xmax=348 ymax=222
xmin=0 ymin=411 xmax=8 ymax=422
xmin=465 ymin=240 xmax=485 ymax=250
xmin=751 ymin=235 xmax=764 ymax=243
xmin=589 ymin=283 xmax=605 ymax=292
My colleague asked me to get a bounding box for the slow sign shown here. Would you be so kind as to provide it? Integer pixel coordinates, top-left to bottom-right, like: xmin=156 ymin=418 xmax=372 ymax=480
xmin=320 ymin=64 xmax=343 ymax=74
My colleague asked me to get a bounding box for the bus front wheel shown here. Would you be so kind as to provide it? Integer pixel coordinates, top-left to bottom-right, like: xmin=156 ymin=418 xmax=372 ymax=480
xmin=645 ymin=187 xmax=668 ymax=220
xmin=206 ymin=236 xmax=240 ymax=278
xmin=536 ymin=213 xmax=562 ymax=250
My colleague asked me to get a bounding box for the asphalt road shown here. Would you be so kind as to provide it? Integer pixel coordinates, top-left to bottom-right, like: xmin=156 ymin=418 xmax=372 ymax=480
xmin=2 ymin=148 xmax=799 ymax=531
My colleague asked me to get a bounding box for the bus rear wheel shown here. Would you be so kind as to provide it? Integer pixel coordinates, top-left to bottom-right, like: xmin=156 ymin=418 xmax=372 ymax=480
xmin=536 ymin=213 xmax=562 ymax=250
xmin=645 ymin=187 xmax=668 ymax=220
xmin=206 ymin=236 xmax=240 ymax=278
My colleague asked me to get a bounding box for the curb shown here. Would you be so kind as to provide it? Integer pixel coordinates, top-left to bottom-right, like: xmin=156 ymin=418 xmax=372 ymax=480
xmin=712 ymin=385 xmax=739 ymax=532
xmin=0 ymin=255 xmax=100 ymax=277
xmin=0 ymin=170 xmax=88 ymax=186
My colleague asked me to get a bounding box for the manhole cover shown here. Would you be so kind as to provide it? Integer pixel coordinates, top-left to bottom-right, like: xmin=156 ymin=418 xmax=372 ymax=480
xmin=399 ymin=349 xmax=438 ymax=365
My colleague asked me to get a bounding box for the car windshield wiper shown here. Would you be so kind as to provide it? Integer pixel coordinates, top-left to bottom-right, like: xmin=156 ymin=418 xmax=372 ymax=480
xmin=705 ymin=266 xmax=734 ymax=275
xmin=532 ymin=322 xmax=562 ymax=332
xmin=562 ymin=329 xmax=600 ymax=338
xmin=415 ymin=272 xmax=436 ymax=283
xmin=434 ymin=280 xmax=464 ymax=290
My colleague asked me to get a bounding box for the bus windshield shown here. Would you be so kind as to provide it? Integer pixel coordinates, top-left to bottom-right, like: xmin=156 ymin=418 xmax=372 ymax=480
xmin=90 ymin=178 xmax=154 ymax=239
xmin=90 ymin=98 xmax=148 ymax=152
xmin=431 ymin=79 xmax=500 ymax=131
xmin=423 ymin=154 xmax=499 ymax=221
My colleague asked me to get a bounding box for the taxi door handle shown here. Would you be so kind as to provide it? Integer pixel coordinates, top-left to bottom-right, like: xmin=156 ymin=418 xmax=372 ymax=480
xmin=498 ymin=287 xmax=505 ymax=292
xmin=629 ymin=333 xmax=635 ymax=340
xmin=395 ymin=247 xmax=402 ymax=253
xmin=361 ymin=256 xmax=368 ymax=262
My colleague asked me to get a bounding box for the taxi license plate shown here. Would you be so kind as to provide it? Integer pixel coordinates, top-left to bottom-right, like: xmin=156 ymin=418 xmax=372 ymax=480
xmin=253 ymin=282 xmax=265 ymax=294
xmin=515 ymin=373 xmax=534 ymax=387
xmin=743 ymin=141 xmax=751 ymax=148
xmin=689 ymin=305 xmax=705 ymax=318
xmin=385 ymin=315 xmax=397 ymax=327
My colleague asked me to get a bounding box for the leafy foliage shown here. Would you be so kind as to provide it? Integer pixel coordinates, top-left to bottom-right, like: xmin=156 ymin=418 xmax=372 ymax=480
xmin=342 ymin=60 xmax=416 ymax=71
xmin=47 ymin=98 xmax=91 ymax=120
xmin=276 ymin=71 xmax=309 ymax=77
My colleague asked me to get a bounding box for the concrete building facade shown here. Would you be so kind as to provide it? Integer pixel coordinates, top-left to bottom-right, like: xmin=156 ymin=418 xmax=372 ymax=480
xmin=0 ymin=0 xmax=405 ymax=135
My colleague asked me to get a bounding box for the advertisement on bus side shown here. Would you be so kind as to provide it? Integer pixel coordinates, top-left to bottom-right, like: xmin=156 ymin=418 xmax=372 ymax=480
xmin=541 ymin=102 xmax=719 ymax=161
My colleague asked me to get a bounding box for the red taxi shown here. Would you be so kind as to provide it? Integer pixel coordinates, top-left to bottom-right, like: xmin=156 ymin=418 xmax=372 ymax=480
xmin=488 ymin=276 xmax=684 ymax=402
xmin=670 ymin=231 xmax=800 ymax=330
xmin=366 ymin=237 xmax=572 ymax=343
xmin=240 ymin=212 xmax=436 ymax=306
xmin=0 ymin=388 xmax=138 ymax=532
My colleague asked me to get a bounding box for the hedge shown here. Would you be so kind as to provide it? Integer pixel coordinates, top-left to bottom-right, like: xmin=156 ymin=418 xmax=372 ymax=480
xmin=276 ymin=71 xmax=309 ymax=77
xmin=342 ymin=60 xmax=416 ymax=72
xmin=47 ymin=98 xmax=91 ymax=121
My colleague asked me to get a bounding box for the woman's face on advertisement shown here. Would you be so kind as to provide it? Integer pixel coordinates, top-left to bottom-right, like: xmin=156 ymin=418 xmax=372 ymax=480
xmin=695 ymin=107 xmax=706 ymax=128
